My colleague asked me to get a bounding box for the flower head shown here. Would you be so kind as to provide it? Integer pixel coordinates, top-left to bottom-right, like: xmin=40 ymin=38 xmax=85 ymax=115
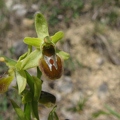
xmin=39 ymin=37 xmax=63 ymax=79
xmin=17 ymin=13 xmax=69 ymax=80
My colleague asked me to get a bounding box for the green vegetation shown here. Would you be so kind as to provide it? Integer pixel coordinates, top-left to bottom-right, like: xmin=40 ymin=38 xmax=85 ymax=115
xmin=93 ymin=105 xmax=120 ymax=119
xmin=68 ymin=97 xmax=88 ymax=113
xmin=0 ymin=13 xmax=69 ymax=120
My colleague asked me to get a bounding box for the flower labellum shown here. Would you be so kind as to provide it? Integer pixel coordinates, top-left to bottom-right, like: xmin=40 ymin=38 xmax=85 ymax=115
xmin=39 ymin=37 xmax=63 ymax=80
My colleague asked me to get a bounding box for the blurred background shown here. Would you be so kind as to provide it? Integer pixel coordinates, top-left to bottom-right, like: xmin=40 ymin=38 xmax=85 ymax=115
xmin=0 ymin=0 xmax=120 ymax=120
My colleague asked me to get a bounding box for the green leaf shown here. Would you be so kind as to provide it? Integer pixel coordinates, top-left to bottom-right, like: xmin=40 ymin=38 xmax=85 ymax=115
xmin=23 ymin=37 xmax=43 ymax=48
xmin=24 ymin=103 xmax=31 ymax=120
xmin=57 ymin=50 xmax=70 ymax=60
xmin=51 ymin=31 xmax=64 ymax=44
xmin=37 ymin=67 xmax=42 ymax=79
xmin=39 ymin=91 xmax=56 ymax=107
xmin=48 ymin=105 xmax=59 ymax=120
xmin=16 ymin=49 xmax=42 ymax=70
xmin=35 ymin=13 xmax=49 ymax=39
xmin=25 ymin=71 xmax=34 ymax=92
xmin=29 ymin=76 xmax=42 ymax=120
xmin=0 ymin=55 xmax=16 ymax=68
xmin=16 ymin=70 xmax=27 ymax=94
xmin=32 ymin=76 xmax=42 ymax=101
xmin=10 ymin=99 xmax=27 ymax=120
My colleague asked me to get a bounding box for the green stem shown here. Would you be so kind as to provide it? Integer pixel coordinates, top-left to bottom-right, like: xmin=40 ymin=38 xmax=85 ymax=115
xmin=24 ymin=103 xmax=31 ymax=120
xmin=28 ymin=45 xmax=32 ymax=54
xmin=32 ymin=100 xmax=39 ymax=120
xmin=37 ymin=67 xmax=42 ymax=79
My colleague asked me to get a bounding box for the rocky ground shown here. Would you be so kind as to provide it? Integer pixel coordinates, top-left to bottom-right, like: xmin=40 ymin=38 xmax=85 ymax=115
xmin=0 ymin=0 xmax=120 ymax=120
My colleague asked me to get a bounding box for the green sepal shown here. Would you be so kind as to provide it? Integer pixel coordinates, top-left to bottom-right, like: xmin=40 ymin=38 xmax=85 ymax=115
xmin=23 ymin=37 xmax=43 ymax=48
xmin=57 ymin=50 xmax=70 ymax=60
xmin=32 ymin=76 xmax=42 ymax=101
xmin=48 ymin=105 xmax=59 ymax=120
xmin=39 ymin=91 xmax=56 ymax=108
xmin=0 ymin=55 xmax=16 ymax=68
xmin=10 ymin=99 xmax=27 ymax=120
xmin=51 ymin=31 xmax=64 ymax=44
xmin=35 ymin=12 xmax=49 ymax=39
xmin=16 ymin=49 xmax=42 ymax=70
xmin=16 ymin=52 xmax=28 ymax=70
xmin=16 ymin=70 xmax=27 ymax=94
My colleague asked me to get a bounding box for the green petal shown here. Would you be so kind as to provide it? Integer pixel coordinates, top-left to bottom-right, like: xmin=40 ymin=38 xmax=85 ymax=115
xmin=51 ymin=31 xmax=64 ymax=44
xmin=16 ymin=70 xmax=27 ymax=94
xmin=57 ymin=50 xmax=70 ymax=60
xmin=23 ymin=37 xmax=43 ymax=48
xmin=35 ymin=13 xmax=49 ymax=39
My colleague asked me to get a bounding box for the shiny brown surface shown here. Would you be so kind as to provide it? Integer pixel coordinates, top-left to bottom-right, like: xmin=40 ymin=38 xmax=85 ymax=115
xmin=39 ymin=55 xmax=63 ymax=80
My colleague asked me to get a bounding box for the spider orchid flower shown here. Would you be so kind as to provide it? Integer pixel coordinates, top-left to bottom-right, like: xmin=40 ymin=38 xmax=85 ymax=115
xmin=19 ymin=13 xmax=69 ymax=80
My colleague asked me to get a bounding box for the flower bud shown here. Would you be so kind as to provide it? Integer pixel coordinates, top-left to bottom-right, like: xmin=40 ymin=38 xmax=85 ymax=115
xmin=0 ymin=69 xmax=14 ymax=93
